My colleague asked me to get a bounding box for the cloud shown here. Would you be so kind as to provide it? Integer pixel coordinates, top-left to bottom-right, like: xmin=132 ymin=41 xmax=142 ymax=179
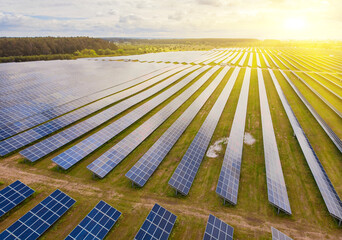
xmin=0 ymin=0 xmax=341 ymax=39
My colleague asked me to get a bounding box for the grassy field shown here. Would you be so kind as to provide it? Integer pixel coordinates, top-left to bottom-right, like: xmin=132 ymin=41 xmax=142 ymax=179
xmin=0 ymin=47 xmax=342 ymax=239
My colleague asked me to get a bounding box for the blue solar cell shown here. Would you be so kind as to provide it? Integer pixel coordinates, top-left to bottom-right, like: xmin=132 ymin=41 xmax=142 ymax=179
xmin=168 ymin=67 xmax=239 ymax=195
xmin=203 ymin=214 xmax=233 ymax=240
xmin=65 ymin=200 xmax=121 ymax=240
xmin=134 ymin=203 xmax=176 ymax=240
xmin=87 ymin=66 xmax=217 ymax=178
xmin=126 ymin=66 xmax=227 ymax=187
xmin=258 ymin=69 xmax=291 ymax=215
xmin=216 ymin=68 xmax=250 ymax=205
xmin=269 ymin=69 xmax=342 ymax=224
xmin=271 ymin=227 xmax=292 ymax=240
xmin=0 ymin=189 xmax=75 ymax=240
xmin=0 ymin=180 xmax=34 ymax=218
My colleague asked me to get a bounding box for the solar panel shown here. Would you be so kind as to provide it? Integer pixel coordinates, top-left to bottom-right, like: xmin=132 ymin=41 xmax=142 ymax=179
xmin=238 ymin=52 xmax=248 ymax=66
xmin=271 ymin=227 xmax=292 ymax=240
xmin=65 ymin=200 xmax=121 ymax=240
xmin=256 ymin=53 xmax=261 ymax=67
xmin=269 ymin=69 xmax=342 ymax=224
xmin=134 ymin=203 xmax=177 ymax=240
xmin=216 ymin=67 xmax=251 ymax=205
xmin=20 ymin=66 xmax=202 ymax=163
xmin=168 ymin=67 xmax=240 ymax=195
xmin=0 ymin=64 xmax=184 ymax=142
xmin=203 ymin=214 xmax=234 ymax=240
xmin=87 ymin=66 xmax=218 ymax=178
xmin=0 ymin=66 xmax=188 ymax=156
xmin=247 ymin=53 xmax=253 ymax=67
xmin=126 ymin=66 xmax=228 ymax=187
xmin=0 ymin=189 xmax=76 ymax=240
xmin=258 ymin=68 xmax=291 ymax=214
xmin=0 ymin=180 xmax=34 ymax=218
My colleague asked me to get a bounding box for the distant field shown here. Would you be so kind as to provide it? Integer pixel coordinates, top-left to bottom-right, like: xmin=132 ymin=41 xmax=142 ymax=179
xmin=0 ymin=47 xmax=341 ymax=239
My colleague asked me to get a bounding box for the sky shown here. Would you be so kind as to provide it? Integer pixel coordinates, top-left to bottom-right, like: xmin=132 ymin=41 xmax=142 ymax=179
xmin=1 ymin=0 xmax=342 ymax=40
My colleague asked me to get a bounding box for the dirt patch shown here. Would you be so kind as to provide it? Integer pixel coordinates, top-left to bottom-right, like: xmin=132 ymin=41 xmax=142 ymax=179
xmin=244 ymin=132 xmax=256 ymax=145
xmin=206 ymin=137 xmax=228 ymax=158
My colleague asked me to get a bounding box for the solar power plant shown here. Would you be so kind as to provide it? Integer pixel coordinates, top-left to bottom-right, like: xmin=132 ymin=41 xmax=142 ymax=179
xmin=0 ymin=189 xmax=75 ymax=240
xmin=203 ymin=214 xmax=234 ymax=240
xmin=168 ymin=67 xmax=239 ymax=195
xmin=65 ymin=200 xmax=121 ymax=240
xmin=134 ymin=203 xmax=177 ymax=240
xmin=269 ymin=69 xmax=342 ymax=224
xmin=126 ymin=67 xmax=228 ymax=187
xmin=88 ymin=66 xmax=219 ymax=178
xmin=19 ymin=65 xmax=202 ymax=163
xmin=1 ymin=47 xmax=341 ymax=239
xmin=258 ymin=68 xmax=291 ymax=214
xmin=271 ymin=227 xmax=292 ymax=240
xmin=0 ymin=65 xmax=189 ymax=156
xmin=0 ymin=180 xmax=34 ymax=218
xmin=216 ymin=67 xmax=250 ymax=205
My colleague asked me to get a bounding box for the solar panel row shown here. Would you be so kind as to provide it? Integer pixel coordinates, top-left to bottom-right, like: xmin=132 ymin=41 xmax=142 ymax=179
xmin=269 ymin=69 xmax=342 ymax=224
xmin=87 ymin=66 xmax=219 ymax=178
xmin=0 ymin=64 xmax=182 ymax=141
xmin=168 ymin=67 xmax=239 ymax=195
xmin=203 ymin=214 xmax=234 ymax=240
xmin=258 ymin=68 xmax=291 ymax=215
xmin=0 ymin=189 xmax=75 ymax=240
xmin=134 ymin=203 xmax=177 ymax=240
xmin=0 ymin=180 xmax=34 ymax=218
xmin=19 ymin=66 xmax=203 ymax=163
xmin=0 ymin=66 xmax=188 ymax=156
xmin=65 ymin=200 xmax=121 ymax=240
xmin=216 ymin=67 xmax=250 ymax=205
xmin=126 ymin=66 xmax=228 ymax=187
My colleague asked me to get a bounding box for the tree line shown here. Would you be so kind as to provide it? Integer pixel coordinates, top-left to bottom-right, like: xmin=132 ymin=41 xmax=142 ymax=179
xmin=0 ymin=37 xmax=118 ymax=57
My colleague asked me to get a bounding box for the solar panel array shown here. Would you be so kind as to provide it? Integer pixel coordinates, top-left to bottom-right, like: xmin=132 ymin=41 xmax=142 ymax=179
xmin=0 ymin=65 xmax=188 ymax=156
xmin=271 ymin=227 xmax=292 ymax=240
xmin=126 ymin=66 xmax=228 ymax=187
xmin=0 ymin=62 xmax=159 ymax=128
xmin=168 ymin=67 xmax=240 ymax=195
xmin=269 ymin=69 xmax=342 ymax=224
xmin=258 ymin=69 xmax=291 ymax=214
xmin=65 ymin=200 xmax=121 ymax=240
xmin=0 ymin=180 xmax=34 ymax=218
xmin=0 ymin=189 xmax=75 ymax=240
xmin=87 ymin=66 xmax=218 ymax=178
xmin=216 ymin=67 xmax=250 ymax=205
xmin=203 ymin=214 xmax=234 ymax=240
xmin=0 ymin=64 xmax=182 ymax=142
xmin=19 ymin=66 xmax=202 ymax=163
xmin=134 ymin=203 xmax=177 ymax=240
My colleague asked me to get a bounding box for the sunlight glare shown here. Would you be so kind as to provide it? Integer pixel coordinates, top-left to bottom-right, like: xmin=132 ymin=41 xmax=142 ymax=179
xmin=284 ymin=17 xmax=307 ymax=30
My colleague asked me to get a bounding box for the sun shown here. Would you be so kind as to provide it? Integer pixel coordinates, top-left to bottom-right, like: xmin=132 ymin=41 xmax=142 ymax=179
xmin=284 ymin=17 xmax=307 ymax=30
